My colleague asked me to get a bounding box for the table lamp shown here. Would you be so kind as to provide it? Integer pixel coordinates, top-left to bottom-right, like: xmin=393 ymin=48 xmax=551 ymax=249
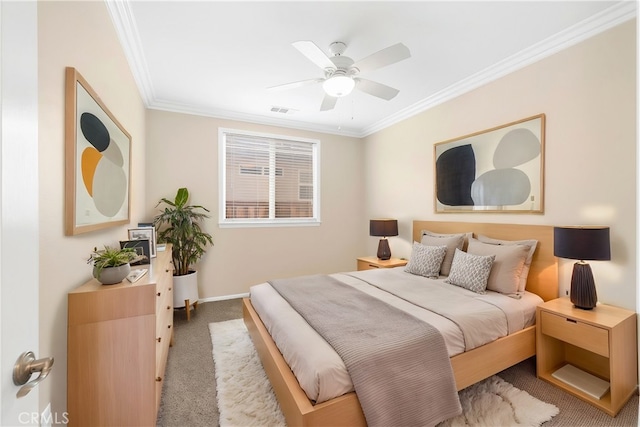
xmin=369 ymin=219 xmax=398 ymax=260
xmin=553 ymin=226 xmax=611 ymax=309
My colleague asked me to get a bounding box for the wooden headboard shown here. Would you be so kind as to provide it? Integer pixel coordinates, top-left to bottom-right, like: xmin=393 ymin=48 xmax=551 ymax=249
xmin=412 ymin=221 xmax=558 ymax=301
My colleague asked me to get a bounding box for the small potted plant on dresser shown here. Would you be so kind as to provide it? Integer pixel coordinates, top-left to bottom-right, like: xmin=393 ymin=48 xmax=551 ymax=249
xmin=88 ymin=245 xmax=140 ymax=285
xmin=153 ymin=187 xmax=213 ymax=320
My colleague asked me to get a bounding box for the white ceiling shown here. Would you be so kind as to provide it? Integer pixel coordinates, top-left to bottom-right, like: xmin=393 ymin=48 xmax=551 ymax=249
xmin=107 ymin=1 xmax=635 ymax=137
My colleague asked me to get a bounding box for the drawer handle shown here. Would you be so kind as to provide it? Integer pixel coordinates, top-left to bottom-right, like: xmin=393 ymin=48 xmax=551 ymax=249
xmin=169 ymin=287 xmax=172 ymax=291
xmin=166 ymin=269 xmax=170 ymax=273
xmin=566 ymin=318 xmax=577 ymax=323
xmin=156 ymin=376 xmax=162 ymax=382
xmin=368 ymin=264 xmax=380 ymax=268
xmin=157 ymin=292 xmax=161 ymax=297
xmin=168 ymin=325 xmax=171 ymax=329
xmin=167 ymin=305 xmax=171 ymax=310
xmin=157 ymin=337 xmax=161 ymax=343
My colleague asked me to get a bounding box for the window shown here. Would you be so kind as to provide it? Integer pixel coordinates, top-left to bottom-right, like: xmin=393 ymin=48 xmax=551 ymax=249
xmin=219 ymin=128 xmax=320 ymax=227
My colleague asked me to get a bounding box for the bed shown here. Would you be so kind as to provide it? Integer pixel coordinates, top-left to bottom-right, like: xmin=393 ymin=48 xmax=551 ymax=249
xmin=243 ymin=221 xmax=558 ymax=426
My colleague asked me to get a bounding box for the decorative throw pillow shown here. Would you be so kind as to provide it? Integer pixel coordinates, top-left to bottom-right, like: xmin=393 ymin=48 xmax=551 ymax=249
xmin=421 ymin=229 xmax=473 ymax=250
xmin=404 ymin=243 xmax=447 ymax=278
xmin=467 ymin=238 xmax=529 ymax=296
xmin=476 ymin=234 xmax=538 ymax=292
xmin=420 ymin=231 xmax=468 ymax=276
xmin=445 ymin=249 xmax=495 ymax=294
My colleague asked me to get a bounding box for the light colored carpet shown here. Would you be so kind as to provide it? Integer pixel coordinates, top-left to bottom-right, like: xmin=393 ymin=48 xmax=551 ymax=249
xmin=210 ymin=318 xmax=559 ymax=427
xmin=210 ymin=319 xmax=286 ymax=427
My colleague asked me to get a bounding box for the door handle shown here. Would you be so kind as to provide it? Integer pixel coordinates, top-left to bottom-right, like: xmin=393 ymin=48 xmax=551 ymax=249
xmin=13 ymin=351 xmax=54 ymax=398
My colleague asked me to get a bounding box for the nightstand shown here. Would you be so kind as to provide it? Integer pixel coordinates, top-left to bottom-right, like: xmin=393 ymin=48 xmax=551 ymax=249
xmin=536 ymin=297 xmax=637 ymax=416
xmin=357 ymin=256 xmax=407 ymax=271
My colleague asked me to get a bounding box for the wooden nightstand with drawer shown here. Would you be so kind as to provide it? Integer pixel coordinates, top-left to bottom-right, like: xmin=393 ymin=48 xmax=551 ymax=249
xmin=357 ymin=256 xmax=407 ymax=271
xmin=536 ymin=297 xmax=637 ymax=416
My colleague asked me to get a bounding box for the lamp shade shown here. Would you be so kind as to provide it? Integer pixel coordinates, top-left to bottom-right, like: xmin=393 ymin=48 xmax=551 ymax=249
xmin=553 ymin=226 xmax=611 ymax=261
xmin=370 ymin=219 xmax=398 ymax=237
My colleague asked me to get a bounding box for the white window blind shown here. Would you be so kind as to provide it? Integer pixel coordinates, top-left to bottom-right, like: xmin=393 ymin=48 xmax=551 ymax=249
xmin=219 ymin=129 xmax=320 ymax=227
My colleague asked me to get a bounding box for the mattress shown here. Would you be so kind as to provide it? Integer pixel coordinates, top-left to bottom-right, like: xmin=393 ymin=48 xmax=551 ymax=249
xmin=249 ymin=267 xmax=542 ymax=404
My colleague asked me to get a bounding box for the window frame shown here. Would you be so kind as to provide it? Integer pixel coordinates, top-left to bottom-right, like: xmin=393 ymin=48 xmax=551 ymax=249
xmin=218 ymin=128 xmax=321 ymax=228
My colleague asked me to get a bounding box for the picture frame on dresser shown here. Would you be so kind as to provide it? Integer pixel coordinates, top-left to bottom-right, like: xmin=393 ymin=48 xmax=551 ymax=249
xmin=128 ymin=227 xmax=156 ymax=258
xmin=64 ymin=67 xmax=132 ymax=236
xmin=120 ymin=239 xmax=151 ymax=265
xmin=434 ymin=114 xmax=545 ymax=213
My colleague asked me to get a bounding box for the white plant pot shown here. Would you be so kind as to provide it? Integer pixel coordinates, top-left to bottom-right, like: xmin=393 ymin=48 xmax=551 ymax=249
xmin=173 ymin=270 xmax=199 ymax=308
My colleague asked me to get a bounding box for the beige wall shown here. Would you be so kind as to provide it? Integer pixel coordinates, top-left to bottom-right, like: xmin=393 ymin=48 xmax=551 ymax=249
xmin=363 ymin=20 xmax=636 ymax=310
xmin=38 ymin=0 xmax=147 ymax=417
xmin=145 ymin=111 xmax=365 ymax=298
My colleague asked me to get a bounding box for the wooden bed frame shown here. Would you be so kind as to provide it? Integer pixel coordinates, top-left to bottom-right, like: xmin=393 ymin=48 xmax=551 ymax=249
xmin=243 ymin=221 xmax=558 ymax=426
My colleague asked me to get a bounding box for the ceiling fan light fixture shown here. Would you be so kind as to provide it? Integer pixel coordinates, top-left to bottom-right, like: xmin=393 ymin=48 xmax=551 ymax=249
xmin=322 ymin=74 xmax=355 ymax=98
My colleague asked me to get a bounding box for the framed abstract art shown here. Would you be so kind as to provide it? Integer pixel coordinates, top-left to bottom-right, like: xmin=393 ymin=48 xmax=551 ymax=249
xmin=434 ymin=114 xmax=545 ymax=213
xmin=65 ymin=67 xmax=131 ymax=235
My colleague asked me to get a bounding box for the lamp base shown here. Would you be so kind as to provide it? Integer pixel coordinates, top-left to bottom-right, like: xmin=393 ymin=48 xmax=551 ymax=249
xmin=377 ymin=238 xmax=391 ymax=260
xmin=570 ymin=262 xmax=598 ymax=310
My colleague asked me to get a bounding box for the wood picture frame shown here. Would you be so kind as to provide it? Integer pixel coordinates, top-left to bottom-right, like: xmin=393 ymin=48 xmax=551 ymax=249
xmin=65 ymin=67 xmax=132 ymax=235
xmin=434 ymin=114 xmax=545 ymax=213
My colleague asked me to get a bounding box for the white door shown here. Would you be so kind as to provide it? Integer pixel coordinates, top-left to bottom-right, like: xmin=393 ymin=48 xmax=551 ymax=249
xmin=0 ymin=2 xmax=41 ymax=426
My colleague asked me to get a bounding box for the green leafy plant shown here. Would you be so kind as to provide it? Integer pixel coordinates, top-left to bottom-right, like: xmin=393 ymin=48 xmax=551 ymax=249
xmin=88 ymin=245 xmax=139 ymax=276
xmin=153 ymin=187 xmax=213 ymax=276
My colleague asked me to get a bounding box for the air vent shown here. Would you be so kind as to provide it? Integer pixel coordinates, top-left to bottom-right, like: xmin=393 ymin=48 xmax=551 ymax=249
xmin=270 ymin=106 xmax=296 ymax=114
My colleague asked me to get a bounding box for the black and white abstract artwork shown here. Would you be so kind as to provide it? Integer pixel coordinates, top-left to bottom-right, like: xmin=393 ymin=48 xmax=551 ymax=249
xmin=434 ymin=114 xmax=545 ymax=213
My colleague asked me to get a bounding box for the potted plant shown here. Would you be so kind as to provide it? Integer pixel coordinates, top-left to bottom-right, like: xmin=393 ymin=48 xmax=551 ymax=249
xmin=88 ymin=245 xmax=140 ymax=285
xmin=153 ymin=187 xmax=213 ymax=315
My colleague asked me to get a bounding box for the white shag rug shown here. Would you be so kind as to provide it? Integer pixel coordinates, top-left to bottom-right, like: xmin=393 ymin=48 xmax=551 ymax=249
xmin=210 ymin=319 xmax=286 ymax=427
xmin=210 ymin=319 xmax=559 ymax=427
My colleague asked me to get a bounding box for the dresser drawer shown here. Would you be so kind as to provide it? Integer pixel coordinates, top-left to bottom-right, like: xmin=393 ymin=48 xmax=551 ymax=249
xmin=540 ymin=311 xmax=609 ymax=357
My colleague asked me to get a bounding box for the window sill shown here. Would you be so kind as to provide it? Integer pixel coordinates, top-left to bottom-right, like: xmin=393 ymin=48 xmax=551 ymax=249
xmin=218 ymin=219 xmax=321 ymax=228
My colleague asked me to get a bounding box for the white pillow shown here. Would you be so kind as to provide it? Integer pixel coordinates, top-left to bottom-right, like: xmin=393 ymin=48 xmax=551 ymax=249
xmin=404 ymin=243 xmax=447 ymax=279
xmin=476 ymin=234 xmax=538 ymax=292
xmin=467 ymin=238 xmax=529 ymax=296
xmin=445 ymin=248 xmax=495 ymax=294
xmin=420 ymin=231 xmax=468 ymax=276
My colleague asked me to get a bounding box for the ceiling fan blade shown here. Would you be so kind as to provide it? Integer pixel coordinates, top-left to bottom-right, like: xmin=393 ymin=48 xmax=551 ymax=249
xmin=293 ymin=41 xmax=335 ymax=71
xmin=355 ymin=78 xmax=399 ymax=101
xmin=352 ymin=43 xmax=411 ymax=73
xmin=267 ymin=78 xmax=323 ymax=92
xmin=320 ymin=94 xmax=338 ymax=111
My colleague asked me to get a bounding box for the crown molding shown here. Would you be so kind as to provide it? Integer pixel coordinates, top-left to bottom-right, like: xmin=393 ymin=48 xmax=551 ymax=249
xmin=149 ymin=99 xmax=363 ymax=138
xmin=105 ymin=0 xmax=155 ymax=107
xmin=108 ymin=1 xmax=636 ymax=139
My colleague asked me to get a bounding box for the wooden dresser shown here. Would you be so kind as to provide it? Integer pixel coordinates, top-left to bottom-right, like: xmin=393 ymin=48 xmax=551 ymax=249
xmin=67 ymin=245 xmax=174 ymax=426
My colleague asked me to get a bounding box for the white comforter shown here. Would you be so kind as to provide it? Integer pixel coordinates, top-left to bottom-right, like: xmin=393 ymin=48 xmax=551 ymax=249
xmin=250 ymin=267 xmax=542 ymax=404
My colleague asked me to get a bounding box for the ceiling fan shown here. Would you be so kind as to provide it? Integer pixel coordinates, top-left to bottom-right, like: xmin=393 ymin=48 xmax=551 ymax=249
xmin=268 ymin=40 xmax=411 ymax=111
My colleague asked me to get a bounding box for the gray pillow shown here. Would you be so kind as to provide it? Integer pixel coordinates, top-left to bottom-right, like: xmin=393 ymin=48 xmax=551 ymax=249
xmin=476 ymin=234 xmax=538 ymax=292
xmin=467 ymin=238 xmax=529 ymax=296
xmin=445 ymin=248 xmax=495 ymax=294
xmin=404 ymin=243 xmax=447 ymax=278
xmin=420 ymin=231 xmax=467 ymax=276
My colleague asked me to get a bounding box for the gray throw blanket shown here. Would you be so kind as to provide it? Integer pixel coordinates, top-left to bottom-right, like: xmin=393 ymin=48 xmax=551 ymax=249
xmin=270 ymin=274 xmax=462 ymax=427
